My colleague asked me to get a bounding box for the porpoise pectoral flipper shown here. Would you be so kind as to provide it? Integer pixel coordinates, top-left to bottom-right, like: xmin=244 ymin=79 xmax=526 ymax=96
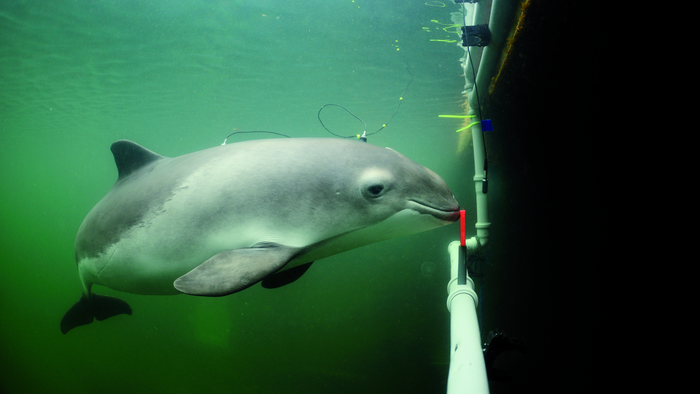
xmin=261 ymin=262 xmax=314 ymax=289
xmin=174 ymin=243 xmax=302 ymax=296
xmin=60 ymin=294 xmax=132 ymax=334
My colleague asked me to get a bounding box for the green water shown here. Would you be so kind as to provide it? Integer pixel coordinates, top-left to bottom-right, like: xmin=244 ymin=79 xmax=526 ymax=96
xmin=0 ymin=1 xmax=476 ymax=393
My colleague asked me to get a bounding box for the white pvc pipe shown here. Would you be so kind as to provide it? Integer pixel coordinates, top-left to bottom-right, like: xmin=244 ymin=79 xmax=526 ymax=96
xmin=459 ymin=1 xmax=517 ymax=249
xmin=446 ymin=241 xmax=489 ymax=394
xmin=466 ymin=0 xmax=517 ymax=113
xmin=469 ymin=118 xmax=490 ymax=248
xmin=443 ymin=2 xmax=521 ymax=393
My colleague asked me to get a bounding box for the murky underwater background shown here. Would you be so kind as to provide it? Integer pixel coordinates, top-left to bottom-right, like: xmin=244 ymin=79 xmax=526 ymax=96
xmin=0 ymin=1 xmax=582 ymax=392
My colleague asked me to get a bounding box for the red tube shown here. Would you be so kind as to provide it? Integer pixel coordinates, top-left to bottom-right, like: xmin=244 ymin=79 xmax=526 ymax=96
xmin=460 ymin=210 xmax=466 ymax=246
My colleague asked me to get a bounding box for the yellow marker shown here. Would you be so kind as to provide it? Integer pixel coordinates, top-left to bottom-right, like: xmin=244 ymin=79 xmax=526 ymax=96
xmin=454 ymin=122 xmax=481 ymax=132
xmin=439 ymin=115 xmax=478 ymax=132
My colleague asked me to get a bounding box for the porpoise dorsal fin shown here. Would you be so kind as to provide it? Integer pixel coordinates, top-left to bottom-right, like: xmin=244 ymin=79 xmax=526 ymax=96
xmin=110 ymin=140 xmax=165 ymax=181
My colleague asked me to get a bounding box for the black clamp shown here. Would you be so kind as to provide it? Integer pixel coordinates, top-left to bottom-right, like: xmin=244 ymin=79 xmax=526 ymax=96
xmin=461 ymin=24 xmax=491 ymax=47
xmin=483 ymin=330 xmax=527 ymax=382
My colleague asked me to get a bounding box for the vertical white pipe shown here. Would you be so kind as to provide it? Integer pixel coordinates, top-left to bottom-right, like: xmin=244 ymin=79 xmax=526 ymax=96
xmin=446 ymin=241 xmax=489 ymax=394
xmin=469 ymin=120 xmax=490 ymax=246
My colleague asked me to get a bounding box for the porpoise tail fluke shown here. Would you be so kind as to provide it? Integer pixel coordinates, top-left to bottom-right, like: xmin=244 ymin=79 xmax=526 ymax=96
xmin=61 ymin=294 xmax=132 ymax=334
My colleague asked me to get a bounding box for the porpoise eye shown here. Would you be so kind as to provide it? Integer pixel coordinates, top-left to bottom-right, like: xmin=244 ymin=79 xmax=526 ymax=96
xmin=366 ymin=184 xmax=384 ymax=197
xmin=359 ymin=169 xmax=392 ymax=199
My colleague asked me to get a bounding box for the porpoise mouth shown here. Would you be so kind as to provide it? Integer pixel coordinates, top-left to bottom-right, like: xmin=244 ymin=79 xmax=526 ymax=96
xmin=408 ymin=200 xmax=461 ymax=222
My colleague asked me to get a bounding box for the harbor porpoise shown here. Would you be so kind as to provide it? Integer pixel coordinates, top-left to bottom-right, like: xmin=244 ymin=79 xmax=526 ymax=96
xmin=61 ymin=138 xmax=460 ymax=333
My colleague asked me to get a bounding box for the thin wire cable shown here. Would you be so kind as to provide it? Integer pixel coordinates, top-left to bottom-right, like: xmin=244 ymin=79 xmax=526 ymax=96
xmin=317 ymin=60 xmax=413 ymax=139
